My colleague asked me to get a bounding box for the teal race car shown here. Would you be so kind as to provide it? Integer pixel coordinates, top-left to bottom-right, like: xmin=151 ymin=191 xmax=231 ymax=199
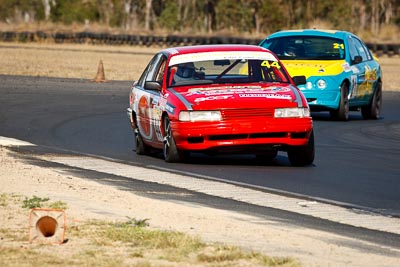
xmin=259 ymin=29 xmax=383 ymax=120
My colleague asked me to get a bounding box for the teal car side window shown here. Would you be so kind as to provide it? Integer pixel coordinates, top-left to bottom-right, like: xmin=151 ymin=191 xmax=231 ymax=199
xmin=348 ymin=36 xmax=371 ymax=63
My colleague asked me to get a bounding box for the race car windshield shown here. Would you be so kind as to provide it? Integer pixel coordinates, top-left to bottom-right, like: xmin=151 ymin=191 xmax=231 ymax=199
xmin=261 ymin=36 xmax=346 ymax=60
xmin=167 ymin=58 xmax=290 ymax=87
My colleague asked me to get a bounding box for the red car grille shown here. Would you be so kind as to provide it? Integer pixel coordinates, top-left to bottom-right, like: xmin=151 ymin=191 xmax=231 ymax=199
xmin=220 ymin=108 xmax=274 ymax=120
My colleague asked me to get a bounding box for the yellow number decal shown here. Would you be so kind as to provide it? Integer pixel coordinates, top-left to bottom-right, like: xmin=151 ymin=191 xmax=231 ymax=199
xmin=270 ymin=61 xmax=281 ymax=69
xmin=261 ymin=60 xmax=271 ymax=68
xmin=261 ymin=60 xmax=281 ymax=69
xmin=333 ymin=43 xmax=344 ymax=49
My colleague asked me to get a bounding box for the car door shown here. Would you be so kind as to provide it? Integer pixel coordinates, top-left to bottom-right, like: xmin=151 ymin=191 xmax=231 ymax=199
xmin=347 ymin=36 xmax=378 ymax=105
xmin=134 ymin=53 xmax=166 ymax=146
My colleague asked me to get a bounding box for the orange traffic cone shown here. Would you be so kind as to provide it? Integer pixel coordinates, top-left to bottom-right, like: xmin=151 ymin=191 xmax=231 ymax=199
xmin=29 ymin=208 xmax=66 ymax=244
xmin=92 ymin=59 xmax=106 ymax=82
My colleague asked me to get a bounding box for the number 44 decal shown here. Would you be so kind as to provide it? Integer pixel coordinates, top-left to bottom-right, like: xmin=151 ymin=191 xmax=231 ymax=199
xmin=261 ymin=60 xmax=281 ymax=69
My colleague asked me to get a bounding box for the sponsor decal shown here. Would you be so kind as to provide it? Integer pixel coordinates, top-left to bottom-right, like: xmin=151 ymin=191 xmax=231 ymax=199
xmin=136 ymin=93 xmax=174 ymax=142
xmin=239 ymin=93 xmax=292 ymax=100
xmin=152 ymin=95 xmax=160 ymax=105
xmin=349 ymin=75 xmax=358 ymax=98
xmin=138 ymin=95 xmax=152 ymax=139
xmin=188 ymin=85 xmax=262 ymax=93
xmin=359 ymin=66 xmax=377 ymax=95
xmin=151 ymin=108 xmax=162 ymax=119
xmin=351 ymin=66 xmax=360 ymax=74
xmin=187 ymin=86 xmax=291 ymax=96
xmin=151 ymin=109 xmax=163 ymax=141
xmin=342 ymin=62 xmax=351 ymax=72
xmin=193 ymin=92 xmax=292 ymax=103
xmin=364 ymin=65 xmax=377 ymax=81
xmin=350 ymin=65 xmax=378 ymax=97
xmin=194 ymin=95 xmax=233 ymax=103
xmin=165 ymin=103 xmax=175 ymax=113
xmin=169 ymin=51 xmax=277 ymax=66
xmin=158 ymin=95 xmax=168 ymax=109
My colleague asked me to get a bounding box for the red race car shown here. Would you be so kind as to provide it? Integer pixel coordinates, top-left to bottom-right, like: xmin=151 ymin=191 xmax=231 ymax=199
xmin=127 ymin=45 xmax=314 ymax=166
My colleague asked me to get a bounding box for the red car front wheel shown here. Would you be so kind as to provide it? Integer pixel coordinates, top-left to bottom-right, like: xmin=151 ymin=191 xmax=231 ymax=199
xmin=163 ymin=116 xmax=186 ymax=163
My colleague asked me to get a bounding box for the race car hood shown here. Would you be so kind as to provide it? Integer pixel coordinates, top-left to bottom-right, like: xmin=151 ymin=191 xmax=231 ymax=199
xmin=173 ymin=84 xmax=305 ymax=110
xmin=281 ymin=59 xmax=347 ymax=79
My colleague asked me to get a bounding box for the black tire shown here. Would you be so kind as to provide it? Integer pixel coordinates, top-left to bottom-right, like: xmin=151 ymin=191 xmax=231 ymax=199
xmin=361 ymin=82 xmax=382 ymax=120
xmin=135 ymin=130 xmax=149 ymax=155
xmin=330 ymin=82 xmax=349 ymax=121
xmin=163 ymin=116 xmax=184 ymax=163
xmin=287 ymin=131 xmax=315 ymax=167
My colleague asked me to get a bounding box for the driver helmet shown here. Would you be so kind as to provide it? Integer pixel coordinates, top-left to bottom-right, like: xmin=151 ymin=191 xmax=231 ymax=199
xmin=174 ymin=62 xmax=196 ymax=83
xmin=284 ymin=44 xmax=305 ymax=57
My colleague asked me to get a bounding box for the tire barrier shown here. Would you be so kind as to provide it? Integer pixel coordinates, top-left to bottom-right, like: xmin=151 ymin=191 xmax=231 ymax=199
xmin=29 ymin=208 xmax=66 ymax=244
xmin=1 ymin=31 xmax=399 ymax=56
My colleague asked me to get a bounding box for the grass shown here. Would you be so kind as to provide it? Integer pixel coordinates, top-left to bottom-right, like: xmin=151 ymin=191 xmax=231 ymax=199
xmin=0 ymin=193 xmax=7 ymax=206
xmin=0 ymin=193 xmax=300 ymax=267
xmin=0 ymin=193 xmax=20 ymax=207
xmin=48 ymin=200 xmax=68 ymax=210
xmin=21 ymin=195 xmax=68 ymax=210
xmin=68 ymin=220 xmax=299 ymax=266
xmin=22 ymin=195 xmax=50 ymax=209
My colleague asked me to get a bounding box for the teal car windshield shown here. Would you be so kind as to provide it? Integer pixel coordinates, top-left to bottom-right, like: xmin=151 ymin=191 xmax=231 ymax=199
xmin=261 ymin=36 xmax=346 ymax=60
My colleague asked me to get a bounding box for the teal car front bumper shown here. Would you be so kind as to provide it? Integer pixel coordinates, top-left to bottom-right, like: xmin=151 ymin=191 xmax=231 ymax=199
xmin=297 ymin=76 xmax=342 ymax=111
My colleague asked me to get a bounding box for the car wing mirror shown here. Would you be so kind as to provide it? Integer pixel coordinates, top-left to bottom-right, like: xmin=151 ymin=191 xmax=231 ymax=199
xmin=144 ymin=81 xmax=162 ymax=91
xmin=292 ymin=75 xmax=306 ymax=86
xmin=352 ymin=55 xmax=362 ymax=65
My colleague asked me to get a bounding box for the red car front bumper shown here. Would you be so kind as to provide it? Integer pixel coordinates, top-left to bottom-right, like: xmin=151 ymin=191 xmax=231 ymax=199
xmin=171 ymin=117 xmax=313 ymax=152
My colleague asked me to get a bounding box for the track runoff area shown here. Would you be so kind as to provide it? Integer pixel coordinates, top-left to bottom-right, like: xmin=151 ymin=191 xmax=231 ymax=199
xmin=1 ymin=136 xmax=399 ymax=236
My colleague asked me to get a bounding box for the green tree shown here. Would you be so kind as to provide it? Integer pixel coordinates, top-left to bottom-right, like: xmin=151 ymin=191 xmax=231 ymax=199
xmin=215 ymin=0 xmax=253 ymax=33
xmin=0 ymin=0 xmax=16 ymax=21
xmin=0 ymin=0 xmax=399 ymax=38
xmin=158 ymin=0 xmax=179 ymax=31
xmin=255 ymin=0 xmax=286 ymax=34
xmin=51 ymin=0 xmax=99 ymax=24
xmin=0 ymin=0 xmax=44 ymax=23
xmin=314 ymin=0 xmax=352 ymax=30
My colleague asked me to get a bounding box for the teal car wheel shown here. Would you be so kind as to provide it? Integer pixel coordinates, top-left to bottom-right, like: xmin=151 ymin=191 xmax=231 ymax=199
xmin=330 ymin=82 xmax=349 ymax=121
xmin=361 ymin=82 xmax=382 ymax=120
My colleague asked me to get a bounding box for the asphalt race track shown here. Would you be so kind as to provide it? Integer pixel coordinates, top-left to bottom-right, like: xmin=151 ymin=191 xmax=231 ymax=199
xmin=1 ymin=74 xmax=399 ymax=218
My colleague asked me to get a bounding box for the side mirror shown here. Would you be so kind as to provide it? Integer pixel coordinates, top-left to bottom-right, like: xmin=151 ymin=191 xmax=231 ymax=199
xmin=144 ymin=81 xmax=161 ymax=91
xmin=292 ymin=75 xmax=306 ymax=86
xmin=352 ymin=55 xmax=362 ymax=65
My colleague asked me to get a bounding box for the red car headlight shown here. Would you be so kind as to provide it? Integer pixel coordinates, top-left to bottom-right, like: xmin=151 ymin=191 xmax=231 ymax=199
xmin=274 ymin=108 xmax=310 ymax=118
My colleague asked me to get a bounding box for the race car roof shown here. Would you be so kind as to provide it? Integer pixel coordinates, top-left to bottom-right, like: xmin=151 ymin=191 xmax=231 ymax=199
xmin=162 ymin=44 xmax=270 ymax=56
xmin=264 ymin=29 xmax=354 ymax=40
